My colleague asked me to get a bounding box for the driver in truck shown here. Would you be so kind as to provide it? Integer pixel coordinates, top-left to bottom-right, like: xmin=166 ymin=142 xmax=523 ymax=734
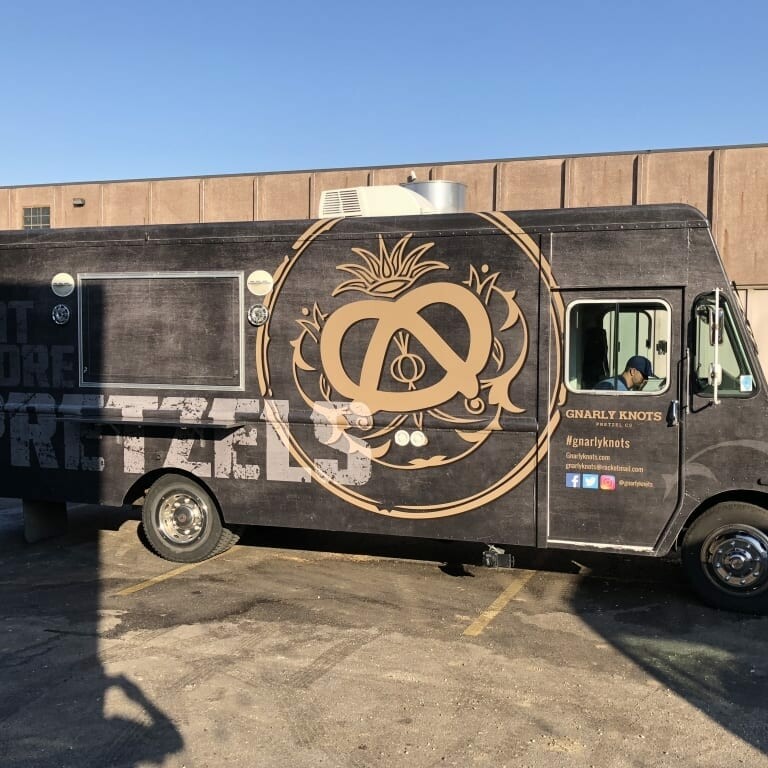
xmin=595 ymin=355 xmax=654 ymax=392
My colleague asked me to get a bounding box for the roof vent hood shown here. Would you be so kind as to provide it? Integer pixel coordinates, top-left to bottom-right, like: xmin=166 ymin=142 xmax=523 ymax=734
xmin=318 ymin=177 xmax=466 ymax=219
xmin=400 ymin=179 xmax=466 ymax=214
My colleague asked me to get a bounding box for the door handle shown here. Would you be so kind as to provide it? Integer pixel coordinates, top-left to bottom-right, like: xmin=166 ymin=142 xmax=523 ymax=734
xmin=667 ymin=400 xmax=679 ymax=427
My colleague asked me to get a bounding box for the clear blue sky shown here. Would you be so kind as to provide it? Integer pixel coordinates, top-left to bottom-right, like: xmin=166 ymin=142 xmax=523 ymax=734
xmin=2 ymin=0 xmax=766 ymax=187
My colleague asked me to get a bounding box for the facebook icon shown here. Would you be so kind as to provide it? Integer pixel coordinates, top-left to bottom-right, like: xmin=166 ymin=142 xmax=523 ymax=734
xmin=566 ymin=473 xmax=581 ymax=488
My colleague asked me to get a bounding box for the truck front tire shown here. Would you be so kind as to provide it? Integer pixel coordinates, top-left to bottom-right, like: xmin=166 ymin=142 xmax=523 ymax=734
xmin=682 ymin=501 xmax=768 ymax=614
xmin=141 ymin=474 xmax=239 ymax=563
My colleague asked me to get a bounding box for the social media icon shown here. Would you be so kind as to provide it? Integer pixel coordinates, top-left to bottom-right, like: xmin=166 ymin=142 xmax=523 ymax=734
xmin=600 ymin=475 xmax=616 ymax=491
xmin=582 ymin=474 xmax=599 ymax=489
xmin=566 ymin=473 xmax=581 ymax=488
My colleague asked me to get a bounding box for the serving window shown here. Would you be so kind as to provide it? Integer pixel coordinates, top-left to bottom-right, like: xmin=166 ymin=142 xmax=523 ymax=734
xmin=566 ymin=299 xmax=671 ymax=394
xmin=79 ymin=271 xmax=244 ymax=390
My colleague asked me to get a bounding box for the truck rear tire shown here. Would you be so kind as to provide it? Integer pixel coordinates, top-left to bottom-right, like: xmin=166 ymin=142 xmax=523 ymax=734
xmin=141 ymin=474 xmax=239 ymax=563
xmin=682 ymin=502 xmax=768 ymax=614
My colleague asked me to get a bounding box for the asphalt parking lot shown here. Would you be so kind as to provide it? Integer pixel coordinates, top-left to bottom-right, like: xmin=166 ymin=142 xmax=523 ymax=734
xmin=1 ymin=499 xmax=767 ymax=768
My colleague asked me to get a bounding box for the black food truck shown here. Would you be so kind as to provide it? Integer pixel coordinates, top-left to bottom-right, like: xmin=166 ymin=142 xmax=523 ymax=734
xmin=1 ymin=195 xmax=766 ymax=613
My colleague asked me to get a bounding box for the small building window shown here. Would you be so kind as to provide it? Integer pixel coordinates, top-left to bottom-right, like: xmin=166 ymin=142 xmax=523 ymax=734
xmin=23 ymin=206 xmax=51 ymax=229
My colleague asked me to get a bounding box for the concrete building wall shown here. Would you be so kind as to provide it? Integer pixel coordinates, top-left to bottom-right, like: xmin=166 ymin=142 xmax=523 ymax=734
xmin=714 ymin=147 xmax=768 ymax=286
xmin=640 ymin=149 xmax=712 ymax=215
xmin=497 ymin=158 xmax=564 ymax=210
xmin=257 ymin=172 xmax=312 ymax=221
xmin=4 ymin=144 xmax=768 ymax=364
xmin=102 ymin=182 xmax=150 ymax=226
xmin=203 ymin=176 xmax=255 ymax=222
xmin=566 ymin=154 xmax=637 ymax=208
xmin=0 ymin=188 xmax=10 ymax=230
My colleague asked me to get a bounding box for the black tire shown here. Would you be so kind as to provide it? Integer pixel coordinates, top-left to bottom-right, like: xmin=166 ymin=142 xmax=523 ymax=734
xmin=682 ymin=501 xmax=768 ymax=614
xmin=141 ymin=474 xmax=239 ymax=563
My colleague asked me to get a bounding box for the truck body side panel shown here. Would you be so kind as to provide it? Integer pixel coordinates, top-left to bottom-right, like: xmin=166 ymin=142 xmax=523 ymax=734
xmin=2 ymin=205 xmax=766 ymax=555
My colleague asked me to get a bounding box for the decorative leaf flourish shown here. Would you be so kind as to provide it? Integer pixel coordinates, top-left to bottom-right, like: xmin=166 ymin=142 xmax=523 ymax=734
xmin=333 ymin=234 xmax=447 ymax=298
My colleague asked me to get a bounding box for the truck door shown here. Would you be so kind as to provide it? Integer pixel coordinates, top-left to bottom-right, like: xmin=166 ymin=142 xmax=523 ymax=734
xmin=545 ymin=291 xmax=683 ymax=549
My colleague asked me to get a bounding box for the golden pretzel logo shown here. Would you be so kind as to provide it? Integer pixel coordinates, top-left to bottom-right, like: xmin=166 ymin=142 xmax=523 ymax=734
xmin=319 ymin=283 xmax=493 ymax=415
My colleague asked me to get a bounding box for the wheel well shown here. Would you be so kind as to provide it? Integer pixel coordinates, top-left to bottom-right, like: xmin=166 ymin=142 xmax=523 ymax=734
xmin=123 ymin=470 xmax=222 ymax=515
xmin=675 ymin=490 xmax=768 ymax=548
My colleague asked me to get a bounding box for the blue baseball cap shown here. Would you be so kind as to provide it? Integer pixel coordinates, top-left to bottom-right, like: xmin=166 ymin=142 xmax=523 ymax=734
xmin=626 ymin=355 xmax=654 ymax=378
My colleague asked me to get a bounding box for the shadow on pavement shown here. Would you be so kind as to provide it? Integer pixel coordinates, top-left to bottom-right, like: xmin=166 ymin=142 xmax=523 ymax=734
xmin=565 ymin=550 xmax=768 ymax=755
xmin=0 ymin=502 xmax=182 ymax=767
xmin=241 ymin=524 xmax=768 ymax=755
xmin=3 ymin=502 xmax=767 ymax=761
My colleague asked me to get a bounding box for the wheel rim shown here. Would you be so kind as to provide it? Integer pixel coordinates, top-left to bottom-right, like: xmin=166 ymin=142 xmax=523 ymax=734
xmin=156 ymin=490 xmax=208 ymax=546
xmin=701 ymin=524 xmax=768 ymax=595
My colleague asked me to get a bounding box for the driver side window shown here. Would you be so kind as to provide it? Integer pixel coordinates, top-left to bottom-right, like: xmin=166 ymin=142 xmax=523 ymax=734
xmin=693 ymin=294 xmax=756 ymax=396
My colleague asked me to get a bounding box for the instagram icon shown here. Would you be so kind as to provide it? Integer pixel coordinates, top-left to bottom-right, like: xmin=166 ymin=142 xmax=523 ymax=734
xmin=600 ymin=475 xmax=616 ymax=491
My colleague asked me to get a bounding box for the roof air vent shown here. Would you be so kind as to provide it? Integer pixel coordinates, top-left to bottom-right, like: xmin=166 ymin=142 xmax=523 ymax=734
xmin=319 ymin=188 xmax=363 ymax=218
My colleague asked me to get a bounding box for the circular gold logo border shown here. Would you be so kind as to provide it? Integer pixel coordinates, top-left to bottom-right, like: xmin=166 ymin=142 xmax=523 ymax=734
xmin=257 ymin=213 xmax=566 ymax=519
